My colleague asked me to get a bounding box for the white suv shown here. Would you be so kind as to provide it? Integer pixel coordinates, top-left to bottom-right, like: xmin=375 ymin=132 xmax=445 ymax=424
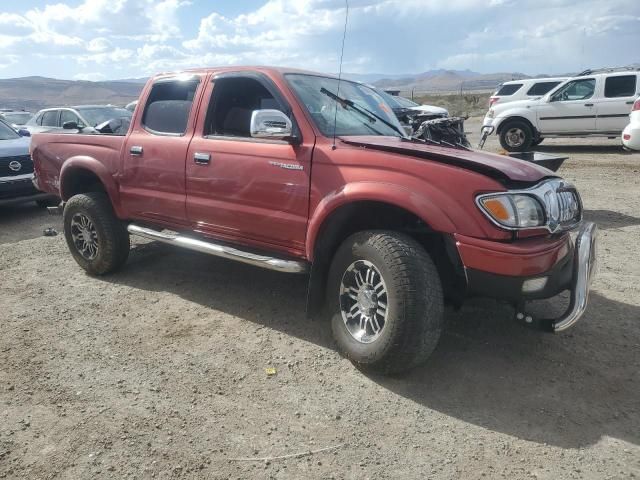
xmin=481 ymin=67 xmax=640 ymax=151
xmin=489 ymin=77 xmax=568 ymax=107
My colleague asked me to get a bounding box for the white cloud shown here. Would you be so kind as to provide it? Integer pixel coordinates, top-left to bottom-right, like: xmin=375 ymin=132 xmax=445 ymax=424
xmin=73 ymin=72 xmax=107 ymax=81
xmin=0 ymin=0 xmax=637 ymax=79
xmin=87 ymin=38 xmax=112 ymax=53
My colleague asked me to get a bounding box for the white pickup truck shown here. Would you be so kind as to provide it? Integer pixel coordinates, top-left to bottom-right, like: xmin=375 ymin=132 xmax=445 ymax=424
xmin=481 ymin=67 xmax=640 ymax=151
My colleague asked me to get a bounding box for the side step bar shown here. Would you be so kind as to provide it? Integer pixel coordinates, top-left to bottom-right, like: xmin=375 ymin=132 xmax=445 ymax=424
xmin=127 ymin=224 xmax=309 ymax=274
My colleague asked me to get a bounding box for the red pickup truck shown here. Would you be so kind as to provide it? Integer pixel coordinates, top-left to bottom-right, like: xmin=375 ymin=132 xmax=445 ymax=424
xmin=31 ymin=67 xmax=597 ymax=374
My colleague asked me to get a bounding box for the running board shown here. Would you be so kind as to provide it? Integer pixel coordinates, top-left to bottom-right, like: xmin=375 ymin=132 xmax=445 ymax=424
xmin=127 ymin=224 xmax=309 ymax=274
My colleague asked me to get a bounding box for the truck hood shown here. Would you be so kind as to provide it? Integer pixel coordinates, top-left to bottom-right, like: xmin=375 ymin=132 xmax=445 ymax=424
xmin=340 ymin=136 xmax=555 ymax=183
xmin=0 ymin=136 xmax=30 ymax=157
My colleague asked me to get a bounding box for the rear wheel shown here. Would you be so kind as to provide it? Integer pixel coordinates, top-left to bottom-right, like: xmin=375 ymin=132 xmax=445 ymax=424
xmin=499 ymin=120 xmax=533 ymax=152
xmin=63 ymin=192 xmax=129 ymax=275
xmin=327 ymin=231 xmax=444 ymax=375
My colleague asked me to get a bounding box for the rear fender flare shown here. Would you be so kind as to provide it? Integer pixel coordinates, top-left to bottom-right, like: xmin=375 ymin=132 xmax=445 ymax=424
xmin=60 ymin=156 xmax=122 ymax=216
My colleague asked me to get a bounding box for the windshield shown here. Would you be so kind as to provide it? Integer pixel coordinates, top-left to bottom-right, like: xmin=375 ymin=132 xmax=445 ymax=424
xmin=286 ymin=74 xmax=404 ymax=137
xmin=76 ymin=107 xmax=132 ymax=127
xmin=0 ymin=120 xmax=20 ymax=140
xmin=2 ymin=112 xmax=32 ymax=125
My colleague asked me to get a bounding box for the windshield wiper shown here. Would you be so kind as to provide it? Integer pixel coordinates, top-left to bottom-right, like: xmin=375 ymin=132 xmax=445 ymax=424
xmin=320 ymin=87 xmax=404 ymax=137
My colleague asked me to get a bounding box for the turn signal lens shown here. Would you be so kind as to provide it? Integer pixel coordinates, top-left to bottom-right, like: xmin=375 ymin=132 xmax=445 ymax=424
xmin=482 ymin=197 xmax=513 ymax=222
xmin=478 ymin=194 xmax=545 ymax=229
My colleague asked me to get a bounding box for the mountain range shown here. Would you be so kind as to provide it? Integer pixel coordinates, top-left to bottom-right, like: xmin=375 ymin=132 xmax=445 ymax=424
xmin=0 ymin=69 xmax=573 ymax=112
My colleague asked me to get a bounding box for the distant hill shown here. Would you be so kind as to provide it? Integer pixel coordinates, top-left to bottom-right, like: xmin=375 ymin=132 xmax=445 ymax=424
xmin=343 ymin=69 xmax=479 ymax=85
xmin=371 ymin=70 xmax=532 ymax=94
xmin=0 ymin=68 xmax=582 ymax=113
xmin=0 ymin=76 xmax=143 ymax=112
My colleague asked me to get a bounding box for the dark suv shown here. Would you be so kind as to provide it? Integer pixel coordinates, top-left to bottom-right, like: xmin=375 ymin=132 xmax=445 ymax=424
xmin=0 ymin=118 xmax=56 ymax=207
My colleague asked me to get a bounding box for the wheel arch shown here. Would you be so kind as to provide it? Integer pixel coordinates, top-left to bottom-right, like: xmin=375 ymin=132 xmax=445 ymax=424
xmin=60 ymin=156 xmax=123 ymax=216
xmin=306 ymin=183 xmax=457 ymax=261
xmin=496 ymin=115 xmax=538 ymax=137
xmin=305 ymin=187 xmax=464 ymax=317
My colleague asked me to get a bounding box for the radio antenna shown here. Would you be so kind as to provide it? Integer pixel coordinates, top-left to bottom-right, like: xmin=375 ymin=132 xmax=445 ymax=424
xmin=332 ymin=0 xmax=349 ymax=150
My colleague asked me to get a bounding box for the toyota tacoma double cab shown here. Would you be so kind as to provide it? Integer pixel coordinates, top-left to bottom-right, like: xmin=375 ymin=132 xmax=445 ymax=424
xmin=31 ymin=67 xmax=597 ymax=374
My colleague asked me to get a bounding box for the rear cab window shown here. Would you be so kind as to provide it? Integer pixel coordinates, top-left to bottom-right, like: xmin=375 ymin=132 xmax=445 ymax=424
xmin=604 ymin=75 xmax=637 ymax=98
xmin=496 ymin=83 xmax=523 ymax=96
xmin=142 ymin=78 xmax=200 ymax=136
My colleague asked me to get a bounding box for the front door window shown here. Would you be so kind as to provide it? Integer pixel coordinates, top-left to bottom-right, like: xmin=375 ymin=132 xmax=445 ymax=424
xmin=551 ymin=79 xmax=595 ymax=102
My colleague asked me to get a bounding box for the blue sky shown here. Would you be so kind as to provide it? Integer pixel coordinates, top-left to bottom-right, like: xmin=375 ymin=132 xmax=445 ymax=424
xmin=0 ymin=0 xmax=638 ymax=81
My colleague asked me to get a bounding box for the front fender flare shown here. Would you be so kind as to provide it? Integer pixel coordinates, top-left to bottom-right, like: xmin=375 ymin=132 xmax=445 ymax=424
xmin=305 ymin=181 xmax=457 ymax=260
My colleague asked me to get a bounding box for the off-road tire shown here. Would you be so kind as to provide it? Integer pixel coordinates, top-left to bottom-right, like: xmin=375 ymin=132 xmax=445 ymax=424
xmin=499 ymin=120 xmax=533 ymax=152
xmin=63 ymin=192 xmax=130 ymax=275
xmin=327 ymin=231 xmax=444 ymax=375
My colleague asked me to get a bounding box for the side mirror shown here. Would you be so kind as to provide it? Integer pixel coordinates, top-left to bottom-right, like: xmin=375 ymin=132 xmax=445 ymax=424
xmin=17 ymin=128 xmax=30 ymax=137
xmin=62 ymin=121 xmax=79 ymax=130
xmin=250 ymin=109 xmax=293 ymax=140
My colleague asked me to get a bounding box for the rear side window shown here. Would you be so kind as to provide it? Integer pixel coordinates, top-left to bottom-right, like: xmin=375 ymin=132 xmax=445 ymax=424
xmin=526 ymin=81 xmax=562 ymax=96
xmin=496 ymin=83 xmax=523 ymax=96
xmin=604 ymin=75 xmax=637 ymax=98
xmin=142 ymin=79 xmax=199 ymax=135
xmin=41 ymin=110 xmax=59 ymax=127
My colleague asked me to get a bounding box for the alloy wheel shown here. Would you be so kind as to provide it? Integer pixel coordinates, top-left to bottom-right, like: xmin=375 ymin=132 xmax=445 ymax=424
xmin=70 ymin=213 xmax=99 ymax=260
xmin=339 ymin=260 xmax=389 ymax=344
xmin=505 ymin=127 xmax=525 ymax=148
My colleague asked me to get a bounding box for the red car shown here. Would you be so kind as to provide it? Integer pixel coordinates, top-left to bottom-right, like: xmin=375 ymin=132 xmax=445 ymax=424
xmin=31 ymin=67 xmax=597 ymax=374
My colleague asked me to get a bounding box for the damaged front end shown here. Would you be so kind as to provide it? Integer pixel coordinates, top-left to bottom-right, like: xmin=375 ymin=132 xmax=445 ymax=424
xmin=396 ymin=107 xmax=471 ymax=148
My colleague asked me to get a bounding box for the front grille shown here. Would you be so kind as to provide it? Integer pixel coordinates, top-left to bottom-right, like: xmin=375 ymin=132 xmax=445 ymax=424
xmin=0 ymin=155 xmax=33 ymax=178
xmin=557 ymin=190 xmax=581 ymax=224
xmin=542 ymin=182 xmax=582 ymax=232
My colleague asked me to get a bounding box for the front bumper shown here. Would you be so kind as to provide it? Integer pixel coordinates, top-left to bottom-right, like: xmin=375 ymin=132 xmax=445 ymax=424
xmin=478 ymin=122 xmax=496 ymax=148
xmin=459 ymin=222 xmax=598 ymax=332
xmin=0 ymin=174 xmax=56 ymax=206
xmin=550 ymin=222 xmax=597 ymax=332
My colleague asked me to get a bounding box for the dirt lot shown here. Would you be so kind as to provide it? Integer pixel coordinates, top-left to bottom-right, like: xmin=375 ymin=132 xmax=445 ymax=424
xmin=1 ymin=120 xmax=639 ymax=479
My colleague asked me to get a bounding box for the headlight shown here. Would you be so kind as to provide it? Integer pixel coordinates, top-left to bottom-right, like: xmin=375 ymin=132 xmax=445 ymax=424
xmin=486 ymin=109 xmax=495 ymax=119
xmin=477 ymin=193 xmax=545 ymax=229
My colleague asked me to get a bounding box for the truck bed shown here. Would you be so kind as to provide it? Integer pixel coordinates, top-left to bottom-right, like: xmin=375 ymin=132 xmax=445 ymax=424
xmin=31 ymin=132 xmax=126 ymax=197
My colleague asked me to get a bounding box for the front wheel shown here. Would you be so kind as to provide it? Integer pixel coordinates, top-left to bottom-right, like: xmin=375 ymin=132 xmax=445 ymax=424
xmin=63 ymin=192 xmax=130 ymax=275
xmin=499 ymin=120 xmax=533 ymax=152
xmin=327 ymin=231 xmax=444 ymax=375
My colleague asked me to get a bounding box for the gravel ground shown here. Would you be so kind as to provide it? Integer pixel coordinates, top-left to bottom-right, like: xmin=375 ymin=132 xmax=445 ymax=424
xmin=1 ymin=120 xmax=639 ymax=479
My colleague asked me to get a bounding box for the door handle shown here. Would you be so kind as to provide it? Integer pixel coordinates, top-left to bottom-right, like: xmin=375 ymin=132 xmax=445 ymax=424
xmin=130 ymin=146 xmax=143 ymax=156
xmin=194 ymin=152 xmax=211 ymax=165
xmin=626 ymin=101 xmax=635 ymax=105
xmin=584 ymin=103 xmax=594 ymax=107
